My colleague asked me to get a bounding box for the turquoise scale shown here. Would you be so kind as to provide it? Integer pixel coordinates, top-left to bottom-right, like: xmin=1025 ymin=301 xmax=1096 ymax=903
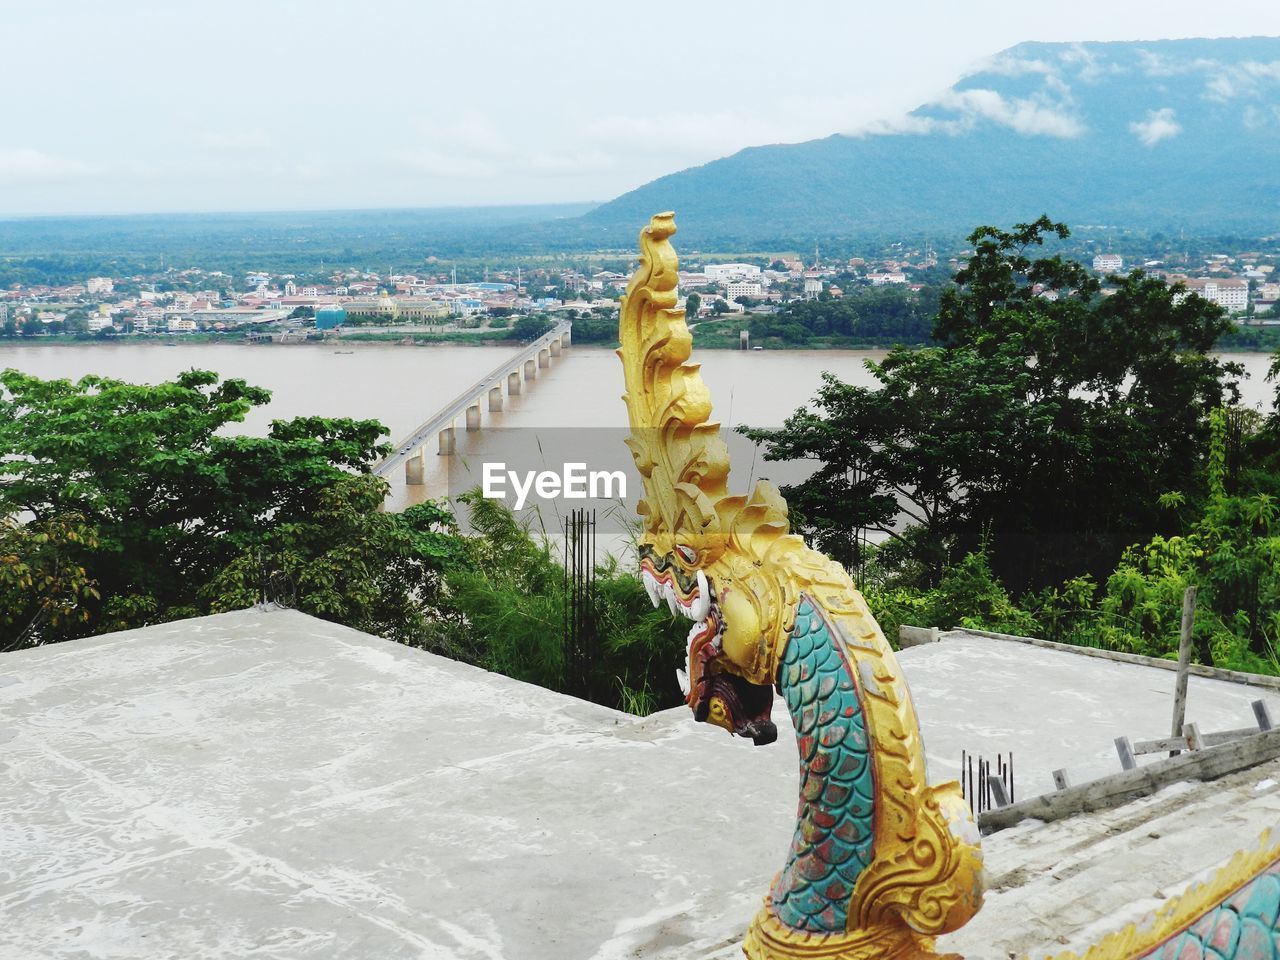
xmin=1142 ymin=863 xmax=1280 ymax=960
xmin=771 ymin=595 xmax=876 ymax=933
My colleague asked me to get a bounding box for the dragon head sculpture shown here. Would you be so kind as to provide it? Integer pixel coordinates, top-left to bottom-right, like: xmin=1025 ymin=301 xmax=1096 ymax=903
xmin=619 ymin=212 xmax=799 ymax=747
xmin=619 ymin=213 xmax=984 ymax=959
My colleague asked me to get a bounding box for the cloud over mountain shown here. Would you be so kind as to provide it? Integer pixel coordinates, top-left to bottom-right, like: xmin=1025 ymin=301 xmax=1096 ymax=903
xmin=577 ymin=36 xmax=1280 ymax=242
xmin=1129 ymin=108 xmax=1182 ymax=146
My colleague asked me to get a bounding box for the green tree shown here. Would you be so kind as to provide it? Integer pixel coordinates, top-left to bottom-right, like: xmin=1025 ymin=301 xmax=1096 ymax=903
xmin=0 ymin=369 xmax=458 ymax=646
xmin=439 ymin=492 xmax=688 ymax=712
xmin=0 ymin=514 xmax=102 ymax=651
xmin=744 ymin=217 xmax=1240 ymax=593
xmin=565 ymin=314 xmax=616 ymax=344
xmin=1081 ymin=478 xmax=1280 ymax=673
xmin=203 ymin=478 xmax=462 ymax=644
xmin=510 ymin=314 xmax=554 ymax=341
xmin=59 ymin=312 xmax=88 ymax=336
xmin=685 ymin=292 xmax=701 ymax=317
xmin=741 ymin=348 xmax=1024 ymax=575
xmin=741 ymin=286 xmax=938 ymax=347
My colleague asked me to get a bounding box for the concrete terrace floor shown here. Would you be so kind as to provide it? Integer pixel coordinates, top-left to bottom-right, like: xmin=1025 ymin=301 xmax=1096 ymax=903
xmin=2 ymin=609 xmax=1278 ymax=960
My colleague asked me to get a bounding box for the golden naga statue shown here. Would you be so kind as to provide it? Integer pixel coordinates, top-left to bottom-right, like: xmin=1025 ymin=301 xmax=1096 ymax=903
xmin=618 ymin=211 xmax=1280 ymax=960
xmin=618 ymin=212 xmax=986 ymax=959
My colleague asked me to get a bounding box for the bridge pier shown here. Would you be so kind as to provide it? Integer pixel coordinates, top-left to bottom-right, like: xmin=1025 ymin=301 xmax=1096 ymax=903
xmin=373 ymin=321 xmax=573 ymax=481
xmin=405 ymin=449 xmax=424 ymax=485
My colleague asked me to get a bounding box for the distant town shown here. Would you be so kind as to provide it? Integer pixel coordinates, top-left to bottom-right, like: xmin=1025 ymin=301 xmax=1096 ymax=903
xmin=3 ymin=242 xmax=1278 ymax=342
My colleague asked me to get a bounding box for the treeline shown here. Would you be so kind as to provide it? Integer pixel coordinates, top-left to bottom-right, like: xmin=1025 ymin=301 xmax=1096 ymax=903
xmin=0 ymin=205 xmax=600 ymax=285
xmin=747 ymin=285 xmax=942 ymax=346
xmin=560 ymin=312 xmax=617 ymax=343
xmin=1221 ymin=323 xmax=1280 ymax=353
xmin=561 ymin=290 xmax=942 ymax=350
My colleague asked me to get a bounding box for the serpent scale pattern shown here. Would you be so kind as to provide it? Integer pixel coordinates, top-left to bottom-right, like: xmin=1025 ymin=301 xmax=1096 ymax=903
xmin=771 ymin=595 xmax=875 ymax=933
xmin=1144 ymin=862 xmax=1280 ymax=960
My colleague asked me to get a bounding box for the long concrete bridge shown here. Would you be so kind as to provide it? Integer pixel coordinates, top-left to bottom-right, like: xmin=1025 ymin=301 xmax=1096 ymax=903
xmin=373 ymin=320 xmax=573 ymax=484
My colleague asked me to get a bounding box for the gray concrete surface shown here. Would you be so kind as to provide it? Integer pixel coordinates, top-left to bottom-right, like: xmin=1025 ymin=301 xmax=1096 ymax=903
xmin=0 ymin=610 xmax=793 ymax=960
xmin=3 ymin=611 xmax=1278 ymax=960
xmin=941 ymin=758 xmax=1280 ymax=959
xmin=897 ymin=624 xmax=939 ymax=648
xmin=901 ymin=631 xmax=1280 ymax=794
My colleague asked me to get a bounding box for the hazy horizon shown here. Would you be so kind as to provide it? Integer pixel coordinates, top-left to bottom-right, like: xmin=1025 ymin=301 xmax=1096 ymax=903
xmin=4 ymin=0 xmax=1280 ymax=217
xmin=0 ymin=201 xmax=601 ymax=223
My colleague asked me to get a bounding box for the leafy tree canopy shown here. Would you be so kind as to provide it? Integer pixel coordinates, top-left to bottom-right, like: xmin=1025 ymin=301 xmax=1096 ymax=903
xmin=510 ymin=315 xmax=554 ymax=341
xmin=743 ymin=217 xmax=1242 ymax=594
xmin=0 ymin=368 xmax=458 ymax=647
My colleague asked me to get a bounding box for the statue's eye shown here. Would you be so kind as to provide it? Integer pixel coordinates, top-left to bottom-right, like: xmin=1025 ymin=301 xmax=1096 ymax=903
xmin=675 ymin=544 xmax=697 ymax=564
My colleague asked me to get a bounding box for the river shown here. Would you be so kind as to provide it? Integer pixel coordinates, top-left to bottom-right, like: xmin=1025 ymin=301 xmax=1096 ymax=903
xmin=1 ymin=341 xmax=1274 ymax=518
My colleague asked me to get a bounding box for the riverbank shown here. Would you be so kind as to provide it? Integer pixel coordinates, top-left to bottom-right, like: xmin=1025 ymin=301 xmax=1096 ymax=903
xmin=0 ymin=329 xmax=531 ymax=348
xmin=341 ymin=329 xmax=514 ymax=344
xmin=5 ymin=321 xmax=1280 ymax=352
xmin=689 ymin=316 xmax=1280 ymax=353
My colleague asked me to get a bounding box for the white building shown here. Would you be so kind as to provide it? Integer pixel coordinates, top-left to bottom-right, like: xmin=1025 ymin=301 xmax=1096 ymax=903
xmin=704 ymin=263 xmax=761 ymax=282
xmin=726 ymin=279 xmax=764 ymax=301
xmin=1092 ymin=254 xmax=1124 ymax=274
xmin=167 ymin=317 xmax=197 ymax=332
xmin=86 ymin=277 xmax=114 ymax=295
xmin=1182 ymin=278 xmax=1249 ymax=314
xmin=803 ymin=276 xmax=823 ymax=300
xmin=589 ymin=271 xmax=627 ymax=291
xmin=868 ymin=272 xmax=908 ymax=286
xmin=87 ymin=316 xmax=114 ymax=333
xmin=677 ymin=272 xmax=713 ymax=288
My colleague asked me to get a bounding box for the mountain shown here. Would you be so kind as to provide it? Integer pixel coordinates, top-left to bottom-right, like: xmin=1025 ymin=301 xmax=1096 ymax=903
xmin=576 ymin=37 xmax=1280 ymax=245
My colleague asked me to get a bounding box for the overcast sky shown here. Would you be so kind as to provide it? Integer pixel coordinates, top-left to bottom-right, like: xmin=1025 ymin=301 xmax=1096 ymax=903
xmin=3 ymin=0 xmax=1279 ymax=216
